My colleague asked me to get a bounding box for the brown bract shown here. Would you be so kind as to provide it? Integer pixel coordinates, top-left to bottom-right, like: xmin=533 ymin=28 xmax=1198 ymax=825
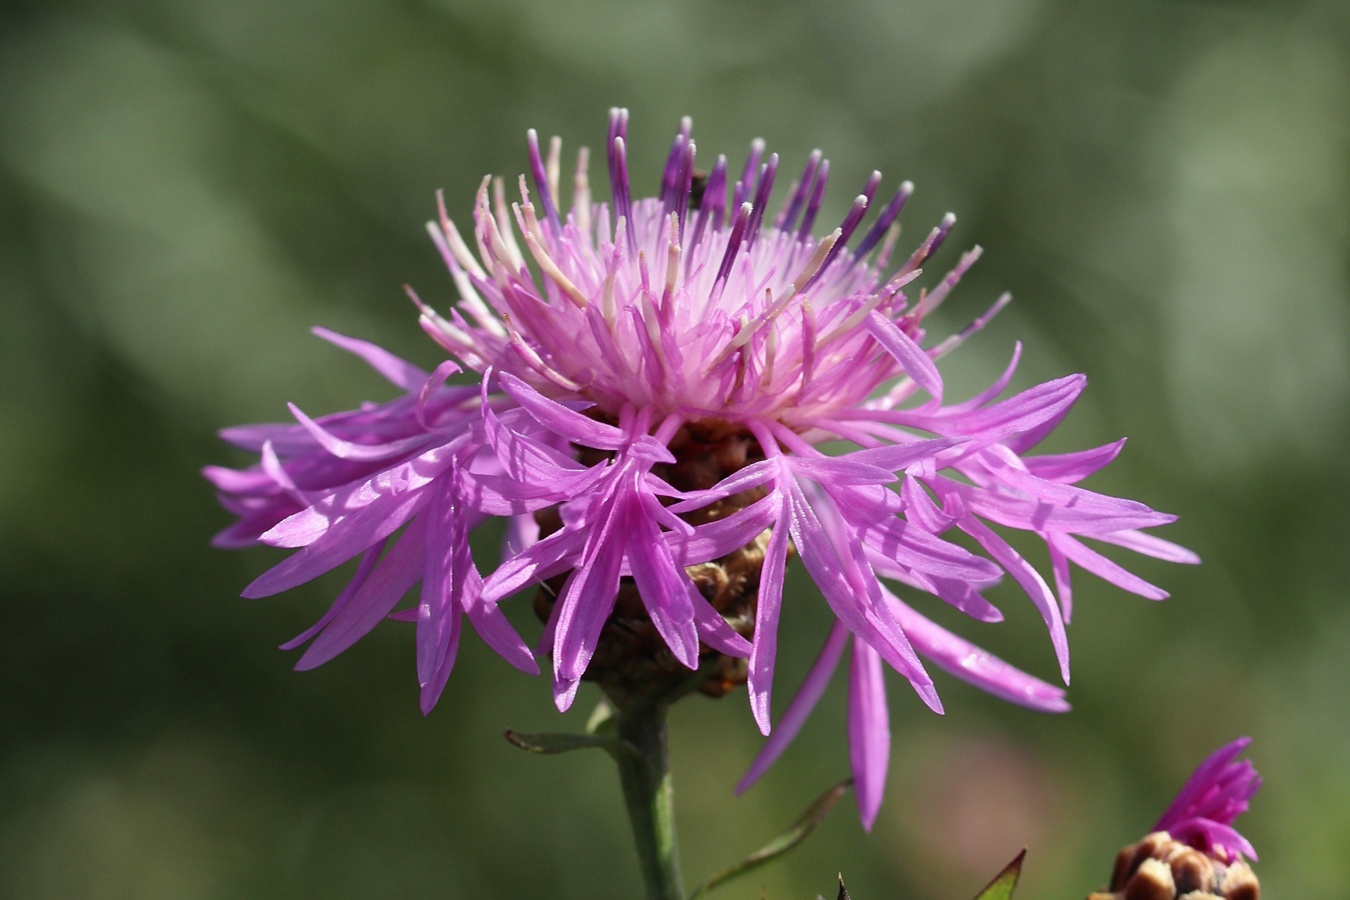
xmin=1087 ymin=831 xmax=1259 ymax=900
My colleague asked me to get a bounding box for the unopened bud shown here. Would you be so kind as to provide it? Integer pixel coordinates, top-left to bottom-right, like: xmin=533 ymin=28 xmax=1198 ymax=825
xmin=1087 ymin=831 xmax=1259 ymax=900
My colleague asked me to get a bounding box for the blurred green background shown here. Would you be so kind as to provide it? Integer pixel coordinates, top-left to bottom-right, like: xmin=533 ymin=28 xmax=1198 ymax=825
xmin=3 ymin=0 xmax=1348 ymax=896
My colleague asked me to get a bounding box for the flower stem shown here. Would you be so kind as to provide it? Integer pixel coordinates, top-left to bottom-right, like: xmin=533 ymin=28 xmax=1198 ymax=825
xmin=613 ymin=699 xmax=683 ymax=900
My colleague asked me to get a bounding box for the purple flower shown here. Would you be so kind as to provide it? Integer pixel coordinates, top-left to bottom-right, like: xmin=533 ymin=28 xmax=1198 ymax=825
xmin=1156 ymin=737 xmax=1261 ymax=862
xmin=207 ymin=110 xmax=1195 ymax=826
xmin=1092 ymin=739 xmax=1261 ymax=900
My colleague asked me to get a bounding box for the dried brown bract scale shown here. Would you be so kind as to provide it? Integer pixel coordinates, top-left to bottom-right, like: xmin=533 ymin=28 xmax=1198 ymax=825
xmin=1087 ymin=831 xmax=1259 ymax=900
xmin=534 ymin=422 xmax=776 ymax=707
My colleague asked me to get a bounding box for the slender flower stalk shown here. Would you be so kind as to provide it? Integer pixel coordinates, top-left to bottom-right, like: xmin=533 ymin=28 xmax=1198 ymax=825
xmin=207 ymin=110 xmax=1196 ymax=832
xmin=613 ymin=699 xmax=683 ymax=900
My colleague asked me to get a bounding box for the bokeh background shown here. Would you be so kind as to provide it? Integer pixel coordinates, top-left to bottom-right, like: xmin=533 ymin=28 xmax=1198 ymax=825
xmin=3 ymin=0 xmax=1348 ymax=896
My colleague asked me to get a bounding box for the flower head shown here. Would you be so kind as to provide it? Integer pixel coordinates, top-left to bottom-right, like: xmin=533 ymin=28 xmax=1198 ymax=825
xmin=1091 ymin=738 xmax=1260 ymax=900
xmin=207 ymin=110 xmax=1196 ymax=826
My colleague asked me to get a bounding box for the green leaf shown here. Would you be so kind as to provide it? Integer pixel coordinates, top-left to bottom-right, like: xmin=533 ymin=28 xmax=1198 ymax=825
xmin=586 ymin=698 xmax=617 ymax=736
xmin=971 ymin=849 xmax=1025 ymax=900
xmin=502 ymin=728 xmax=640 ymax=761
xmin=687 ymin=778 xmax=853 ymax=899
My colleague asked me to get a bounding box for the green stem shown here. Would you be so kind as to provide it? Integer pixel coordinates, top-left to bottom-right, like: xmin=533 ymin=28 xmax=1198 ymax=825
xmin=613 ymin=699 xmax=683 ymax=900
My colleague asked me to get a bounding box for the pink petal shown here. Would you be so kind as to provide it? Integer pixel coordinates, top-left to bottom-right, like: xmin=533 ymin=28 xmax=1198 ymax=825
xmin=313 ymin=326 xmax=430 ymax=392
xmin=849 ymin=640 xmax=891 ymax=832
xmin=294 ymin=518 xmax=427 ymax=670
xmin=279 ymin=540 xmax=385 ymax=651
xmin=623 ymin=479 xmax=699 ymax=670
xmin=784 ymin=476 xmax=934 ymax=700
xmin=463 ymin=592 xmax=538 ymax=675
xmin=882 ymin=586 xmax=1068 ymax=712
xmin=1094 ymin=529 xmax=1201 ymax=564
xmin=417 ymin=481 xmax=464 ymax=685
xmin=738 ymin=621 xmax=850 ymax=794
xmin=417 ymin=609 xmax=461 ymax=716
xmin=747 ymin=495 xmax=790 ymax=734
xmin=247 ymin=478 xmax=433 ymax=597
xmin=959 ymin=516 xmax=1070 ymax=685
xmin=481 ymin=402 xmax=602 ymax=493
xmin=866 ymin=310 xmax=943 ymax=402
xmin=1022 ymin=439 xmax=1126 ymax=483
xmin=1050 ymin=532 xmax=1169 ymax=601
xmin=552 ymin=499 xmax=625 ymax=685
xmin=287 ymin=402 xmax=433 ymax=462
xmin=497 ymin=371 xmax=625 ymax=449
xmin=691 ymin=597 xmax=752 ymax=658
xmin=666 ymin=493 xmax=780 ymax=566
xmin=481 ymin=522 xmax=586 ymax=602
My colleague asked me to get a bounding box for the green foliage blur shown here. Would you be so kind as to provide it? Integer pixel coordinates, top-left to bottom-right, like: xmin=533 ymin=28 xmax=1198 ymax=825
xmin=3 ymin=0 xmax=1348 ymax=896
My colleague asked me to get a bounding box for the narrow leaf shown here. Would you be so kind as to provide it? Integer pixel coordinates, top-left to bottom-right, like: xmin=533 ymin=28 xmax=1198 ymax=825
xmin=585 ymin=698 xmax=617 ymax=736
xmin=972 ymin=849 xmax=1025 ymax=900
xmin=502 ymin=729 xmax=640 ymax=761
xmin=688 ymin=778 xmax=853 ymax=898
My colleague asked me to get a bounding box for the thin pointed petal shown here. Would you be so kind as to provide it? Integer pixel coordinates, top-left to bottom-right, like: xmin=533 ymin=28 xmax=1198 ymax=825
xmin=848 ymin=640 xmax=890 ymax=831
xmin=738 ymin=622 xmax=850 ymax=794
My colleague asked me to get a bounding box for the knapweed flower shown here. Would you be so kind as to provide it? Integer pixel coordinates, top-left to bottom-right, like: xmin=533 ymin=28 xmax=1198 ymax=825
xmin=206 ymin=109 xmax=1196 ymax=828
xmin=1090 ymin=738 xmax=1260 ymax=900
